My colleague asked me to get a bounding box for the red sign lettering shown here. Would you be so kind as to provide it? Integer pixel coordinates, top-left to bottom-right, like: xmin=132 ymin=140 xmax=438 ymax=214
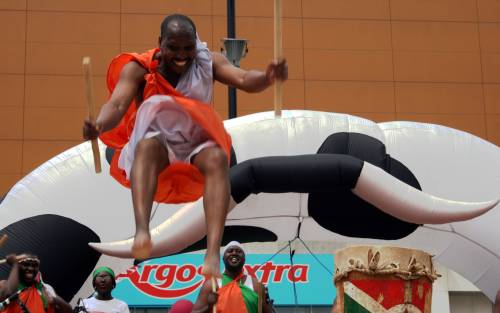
xmin=288 ymin=265 xmax=308 ymax=282
xmin=117 ymin=265 xmax=203 ymax=298
xmin=260 ymin=262 xmax=277 ymax=284
xmin=244 ymin=264 xmax=260 ymax=277
xmin=116 ymin=261 xmax=310 ymax=299
xmin=155 ymin=265 xmax=177 ymax=288
xmin=273 ymin=265 xmax=290 ymax=282
xmin=176 ymin=265 xmax=196 ymax=283
xmin=139 ymin=264 xmax=157 ymax=283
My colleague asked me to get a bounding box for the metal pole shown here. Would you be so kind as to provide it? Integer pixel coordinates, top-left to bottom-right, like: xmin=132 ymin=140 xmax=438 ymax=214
xmin=227 ymin=0 xmax=235 ymax=38
xmin=227 ymin=0 xmax=237 ymax=118
xmin=274 ymin=0 xmax=283 ymax=117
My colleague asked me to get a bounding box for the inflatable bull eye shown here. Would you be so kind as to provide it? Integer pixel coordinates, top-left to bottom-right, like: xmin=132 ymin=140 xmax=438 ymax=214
xmin=0 ymin=110 xmax=499 ymax=302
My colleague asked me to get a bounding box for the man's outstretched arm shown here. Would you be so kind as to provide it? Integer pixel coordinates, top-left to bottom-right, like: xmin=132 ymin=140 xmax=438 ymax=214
xmin=83 ymin=61 xmax=147 ymax=140
xmin=0 ymin=255 xmax=19 ymax=302
xmin=212 ymin=52 xmax=288 ymax=93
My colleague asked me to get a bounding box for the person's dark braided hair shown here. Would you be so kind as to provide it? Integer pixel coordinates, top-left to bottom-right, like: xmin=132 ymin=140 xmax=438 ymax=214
xmin=160 ymin=14 xmax=197 ymax=39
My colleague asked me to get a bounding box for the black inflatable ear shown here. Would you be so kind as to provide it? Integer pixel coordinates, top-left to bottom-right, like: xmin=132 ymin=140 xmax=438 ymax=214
xmin=0 ymin=215 xmax=101 ymax=302
xmin=308 ymin=132 xmax=421 ymax=240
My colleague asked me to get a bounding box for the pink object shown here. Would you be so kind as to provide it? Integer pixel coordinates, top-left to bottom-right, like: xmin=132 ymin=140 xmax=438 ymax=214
xmin=169 ymin=299 xmax=194 ymax=313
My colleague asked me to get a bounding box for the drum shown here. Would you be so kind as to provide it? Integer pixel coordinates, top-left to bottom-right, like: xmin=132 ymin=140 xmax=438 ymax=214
xmin=334 ymin=246 xmax=439 ymax=313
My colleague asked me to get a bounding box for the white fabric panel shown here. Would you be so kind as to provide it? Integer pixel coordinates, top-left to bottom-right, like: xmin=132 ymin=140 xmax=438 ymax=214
xmin=452 ymin=207 xmax=500 ymax=259
xmin=435 ymin=237 xmax=496 ymax=285
xmin=394 ymin=226 xmax=457 ymax=257
xmin=299 ymin=217 xmax=389 ymax=245
xmin=475 ymin=262 xmax=500 ymax=301
xmin=300 ymin=218 xmax=457 ymax=257
xmin=225 ymin=217 xmax=298 ymax=242
xmin=227 ymin=193 xmax=300 ymax=219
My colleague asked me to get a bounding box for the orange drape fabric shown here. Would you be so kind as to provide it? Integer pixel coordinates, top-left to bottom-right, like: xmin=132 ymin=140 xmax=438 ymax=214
xmin=1 ymin=286 xmax=55 ymax=313
xmin=216 ymin=273 xmax=248 ymax=313
xmin=99 ymin=49 xmax=231 ymax=204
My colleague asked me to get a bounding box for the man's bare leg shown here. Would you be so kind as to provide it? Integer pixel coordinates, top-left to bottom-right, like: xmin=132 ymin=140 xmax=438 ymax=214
xmin=193 ymin=147 xmax=230 ymax=277
xmin=130 ymin=137 xmax=169 ymax=259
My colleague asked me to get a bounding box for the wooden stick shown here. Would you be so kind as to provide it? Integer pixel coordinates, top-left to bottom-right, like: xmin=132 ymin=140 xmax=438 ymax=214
xmin=211 ymin=276 xmax=217 ymax=313
xmin=274 ymin=0 xmax=283 ymax=117
xmin=0 ymin=234 xmax=7 ymax=249
xmin=82 ymin=57 xmax=102 ymax=174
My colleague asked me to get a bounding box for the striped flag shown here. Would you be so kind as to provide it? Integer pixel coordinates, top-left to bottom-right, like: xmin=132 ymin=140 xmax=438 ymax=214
xmin=343 ymin=279 xmax=431 ymax=313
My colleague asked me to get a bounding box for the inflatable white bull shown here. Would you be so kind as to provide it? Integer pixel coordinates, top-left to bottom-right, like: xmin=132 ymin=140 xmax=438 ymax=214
xmin=0 ymin=110 xmax=498 ymax=302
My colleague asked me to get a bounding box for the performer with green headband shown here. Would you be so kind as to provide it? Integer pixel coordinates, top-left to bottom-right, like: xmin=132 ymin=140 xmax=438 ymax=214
xmin=0 ymin=254 xmax=72 ymax=313
xmin=81 ymin=267 xmax=129 ymax=313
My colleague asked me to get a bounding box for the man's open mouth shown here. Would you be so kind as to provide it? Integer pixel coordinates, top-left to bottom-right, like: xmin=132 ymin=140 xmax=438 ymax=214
xmin=174 ymin=60 xmax=188 ymax=67
xmin=24 ymin=272 xmax=34 ymax=279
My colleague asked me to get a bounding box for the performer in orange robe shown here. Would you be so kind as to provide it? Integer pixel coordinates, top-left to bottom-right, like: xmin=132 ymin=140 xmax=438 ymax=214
xmin=83 ymin=14 xmax=288 ymax=276
xmin=192 ymin=241 xmax=274 ymax=313
xmin=0 ymin=255 xmax=72 ymax=313
xmin=101 ymin=48 xmax=231 ymax=204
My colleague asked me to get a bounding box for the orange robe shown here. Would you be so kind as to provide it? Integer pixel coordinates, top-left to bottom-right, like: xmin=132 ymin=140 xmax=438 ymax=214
xmin=216 ymin=273 xmax=248 ymax=313
xmin=1 ymin=286 xmax=55 ymax=313
xmin=100 ymin=49 xmax=232 ymax=204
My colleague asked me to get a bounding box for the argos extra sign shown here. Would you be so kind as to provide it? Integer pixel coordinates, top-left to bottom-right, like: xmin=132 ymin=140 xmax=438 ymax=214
xmin=114 ymin=253 xmax=336 ymax=306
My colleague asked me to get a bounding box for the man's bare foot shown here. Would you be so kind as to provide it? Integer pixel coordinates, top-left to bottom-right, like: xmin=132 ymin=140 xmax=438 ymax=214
xmin=132 ymin=230 xmax=152 ymax=260
xmin=201 ymin=253 xmax=221 ymax=278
